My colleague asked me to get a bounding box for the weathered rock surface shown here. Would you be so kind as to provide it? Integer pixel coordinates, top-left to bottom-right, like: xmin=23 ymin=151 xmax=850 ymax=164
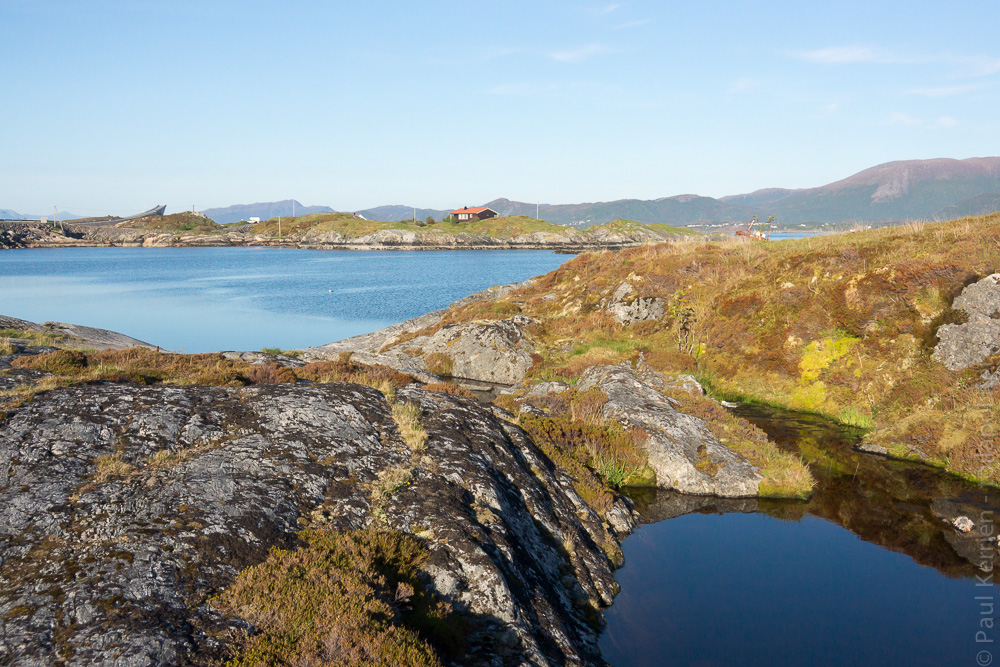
xmin=302 ymin=282 xmax=540 ymax=387
xmin=934 ymin=273 xmax=1000 ymax=371
xmin=603 ymin=283 xmax=664 ymax=326
xmin=0 ymin=371 xmax=628 ymax=665
xmin=398 ymin=316 xmax=537 ymax=385
xmin=0 ymin=315 xmax=155 ymax=350
xmin=578 ymin=364 xmax=762 ymax=497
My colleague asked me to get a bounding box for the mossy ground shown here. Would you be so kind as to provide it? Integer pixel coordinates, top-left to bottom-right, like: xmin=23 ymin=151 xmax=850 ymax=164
xmin=430 ymin=213 xmax=1000 ymax=486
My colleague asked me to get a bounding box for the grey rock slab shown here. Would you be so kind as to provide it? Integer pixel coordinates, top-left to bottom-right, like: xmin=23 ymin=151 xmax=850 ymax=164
xmin=0 ymin=378 xmax=623 ymax=666
xmin=0 ymin=314 xmax=155 ymax=350
xmin=578 ymin=364 xmax=762 ymax=497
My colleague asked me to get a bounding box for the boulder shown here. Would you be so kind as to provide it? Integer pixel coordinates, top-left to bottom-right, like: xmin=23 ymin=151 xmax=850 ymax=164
xmin=934 ymin=274 xmax=1000 ymax=371
xmin=409 ymin=317 xmax=536 ymax=385
xmin=605 ymin=282 xmax=664 ymax=325
xmin=578 ymin=364 xmax=762 ymax=497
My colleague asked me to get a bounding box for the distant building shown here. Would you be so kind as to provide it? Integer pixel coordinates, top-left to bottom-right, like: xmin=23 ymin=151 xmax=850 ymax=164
xmin=449 ymin=206 xmax=498 ymax=222
xmin=248 ymin=217 xmax=261 ymax=224
xmin=354 ymin=213 xmax=367 ymax=220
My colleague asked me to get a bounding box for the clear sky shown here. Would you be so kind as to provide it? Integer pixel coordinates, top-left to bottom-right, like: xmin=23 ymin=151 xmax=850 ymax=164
xmin=3 ymin=0 xmax=999 ymax=216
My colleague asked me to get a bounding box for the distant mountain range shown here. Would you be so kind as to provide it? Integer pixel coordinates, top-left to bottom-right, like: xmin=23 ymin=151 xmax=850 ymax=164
xmin=718 ymin=157 xmax=1000 ymax=225
xmin=200 ymin=200 xmax=336 ymax=225
xmin=196 ymin=157 xmax=1000 ymax=228
xmin=0 ymin=209 xmax=85 ymax=221
xmin=7 ymin=157 xmax=1000 ymax=229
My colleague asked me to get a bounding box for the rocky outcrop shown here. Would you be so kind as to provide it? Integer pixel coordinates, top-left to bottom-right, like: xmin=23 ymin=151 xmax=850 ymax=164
xmin=0 ymin=222 xmax=84 ymax=249
xmin=934 ymin=273 xmax=1000 ymax=371
xmin=397 ymin=316 xmax=537 ymax=385
xmin=604 ymin=282 xmax=664 ymax=325
xmin=302 ymin=283 xmax=540 ymax=387
xmin=0 ymin=315 xmax=154 ymax=350
xmin=0 ymin=360 xmax=628 ymax=665
xmin=1 ymin=220 xmax=686 ymax=251
xmin=578 ymin=364 xmax=762 ymax=497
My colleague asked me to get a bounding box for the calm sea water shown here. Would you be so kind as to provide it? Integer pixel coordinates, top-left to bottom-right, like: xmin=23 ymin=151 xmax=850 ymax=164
xmin=0 ymin=247 xmax=569 ymax=352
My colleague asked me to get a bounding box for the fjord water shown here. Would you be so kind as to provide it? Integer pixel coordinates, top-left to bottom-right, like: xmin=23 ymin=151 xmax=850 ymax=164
xmin=601 ymin=405 xmax=999 ymax=666
xmin=0 ymin=247 xmax=569 ymax=352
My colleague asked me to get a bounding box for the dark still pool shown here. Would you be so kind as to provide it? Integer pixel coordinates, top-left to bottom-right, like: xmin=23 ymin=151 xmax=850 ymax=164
xmin=600 ymin=406 xmax=999 ymax=667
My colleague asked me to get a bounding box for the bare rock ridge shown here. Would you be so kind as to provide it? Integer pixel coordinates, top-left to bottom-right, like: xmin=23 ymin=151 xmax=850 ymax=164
xmin=0 ymin=354 xmax=629 ymax=665
xmin=0 ymin=314 xmax=154 ymax=351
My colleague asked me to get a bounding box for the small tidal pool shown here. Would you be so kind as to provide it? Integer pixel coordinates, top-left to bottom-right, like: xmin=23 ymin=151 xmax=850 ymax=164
xmin=600 ymin=405 xmax=1000 ymax=666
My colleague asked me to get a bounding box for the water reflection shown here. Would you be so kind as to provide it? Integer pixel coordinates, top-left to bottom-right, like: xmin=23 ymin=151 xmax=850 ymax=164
xmin=602 ymin=406 xmax=997 ymax=666
xmin=629 ymin=405 xmax=1000 ymax=578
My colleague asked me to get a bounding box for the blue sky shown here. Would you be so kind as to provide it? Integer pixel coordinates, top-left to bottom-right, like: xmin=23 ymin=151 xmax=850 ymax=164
xmin=3 ymin=1 xmax=999 ymax=215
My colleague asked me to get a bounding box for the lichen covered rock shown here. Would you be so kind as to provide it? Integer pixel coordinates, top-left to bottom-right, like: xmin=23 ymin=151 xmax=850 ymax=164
xmin=0 ymin=376 xmax=625 ymax=665
xmin=934 ymin=273 xmax=1000 ymax=371
xmin=578 ymin=364 xmax=762 ymax=497
xmin=604 ymin=282 xmax=664 ymax=326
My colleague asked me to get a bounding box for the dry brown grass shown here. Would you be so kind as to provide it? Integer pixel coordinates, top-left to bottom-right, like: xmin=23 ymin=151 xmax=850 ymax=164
xmin=391 ymin=402 xmax=428 ymax=452
xmin=93 ymin=455 xmax=134 ymax=483
xmin=420 ymin=382 xmax=476 ymax=400
xmin=297 ymin=355 xmax=415 ymax=396
xmin=423 ymin=352 xmax=453 ymax=377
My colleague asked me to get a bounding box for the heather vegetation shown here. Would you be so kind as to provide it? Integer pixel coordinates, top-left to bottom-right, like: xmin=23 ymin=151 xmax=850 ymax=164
xmin=213 ymin=528 xmax=457 ymax=667
xmin=441 ymin=213 xmax=1000 ymax=485
xmin=1 ymin=348 xmax=415 ymax=414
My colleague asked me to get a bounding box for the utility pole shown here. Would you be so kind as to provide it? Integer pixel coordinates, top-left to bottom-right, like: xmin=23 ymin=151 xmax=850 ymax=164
xmin=278 ymin=217 xmax=281 ymax=238
xmin=292 ymin=200 xmax=295 ymax=218
xmin=536 ymin=201 xmax=539 ymax=220
xmin=413 ymin=206 xmax=416 ymax=223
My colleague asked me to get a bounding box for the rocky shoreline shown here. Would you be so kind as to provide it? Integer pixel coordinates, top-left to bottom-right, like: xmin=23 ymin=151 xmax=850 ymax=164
xmin=0 ymin=298 xmax=782 ymax=665
xmin=0 ymin=220 xmax=691 ymax=252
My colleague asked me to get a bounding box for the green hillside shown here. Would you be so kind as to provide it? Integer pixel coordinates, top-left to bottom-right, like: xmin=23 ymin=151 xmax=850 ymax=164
xmin=124 ymin=212 xmax=223 ymax=234
xmin=249 ymin=213 xmax=685 ymax=241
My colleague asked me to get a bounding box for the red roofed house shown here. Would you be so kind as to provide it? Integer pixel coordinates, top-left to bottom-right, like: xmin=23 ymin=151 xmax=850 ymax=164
xmin=449 ymin=206 xmax=498 ymax=222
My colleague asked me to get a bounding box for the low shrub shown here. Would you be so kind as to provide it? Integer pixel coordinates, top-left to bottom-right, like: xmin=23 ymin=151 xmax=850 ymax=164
xmin=242 ymin=362 xmax=297 ymax=385
xmin=213 ymin=528 xmax=459 ymax=666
